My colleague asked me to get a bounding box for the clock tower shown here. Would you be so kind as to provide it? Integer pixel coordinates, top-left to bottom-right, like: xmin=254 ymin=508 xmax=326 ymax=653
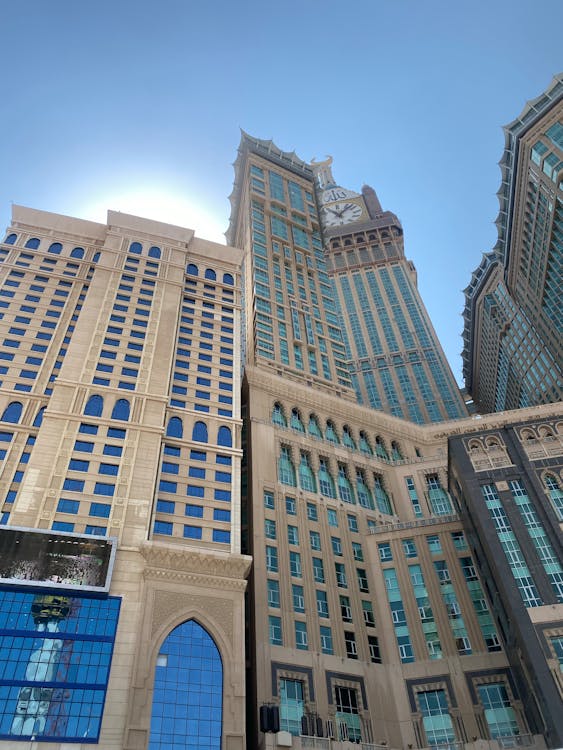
xmin=312 ymin=156 xmax=368 ymax=227
xmin=311 ymin=154 xmax=467 ymax=423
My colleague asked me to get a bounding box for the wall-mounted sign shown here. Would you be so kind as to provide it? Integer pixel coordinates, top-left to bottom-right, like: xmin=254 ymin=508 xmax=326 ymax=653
xmin=0 ymin=526 xmax=117 ymax=593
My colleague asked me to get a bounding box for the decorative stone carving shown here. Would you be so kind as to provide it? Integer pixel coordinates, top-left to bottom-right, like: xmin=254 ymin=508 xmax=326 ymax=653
xmin=151 ymin=589 xmax=234 ymax=641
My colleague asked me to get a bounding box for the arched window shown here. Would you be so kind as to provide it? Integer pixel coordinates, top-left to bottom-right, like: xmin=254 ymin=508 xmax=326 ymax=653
xmin=166 ymin=416 xmax=183 ymax=439
xmin=299 ymin=452 xmax=316 ymax=493
xmin=149 ymin=620 xmax=223 ymax=750
xmin=223 ymin=272 xmax=234 ymax=286
xmin=538 ymin=425 xmax=555 ymax=439
xmin=111 ymin=398 xmax=130 ymax=421
xmin=308 ymin=414 xmax=322 ymax=438
xmin=92 ymin=252 xmax=101 ymax=263
xmin=217 ymin=426 xmax=231 ymax=447
xmin=148 ymin=246 xmax=161 ymax=259
xmin=272 ymin=402 xmax=287 ymax=427
xmin=70 ymin=247 xmax=85 ymax=259
xmin=290 ymin=408 xmax=305 ymax=433
xmin=48 ymin=242 xmax=62 ymax=254
xmin=192 ymin=421 xmax=208 ymax=443
xmin=374 ymin=474 xmax=393 ymax=515
xmin=375 ymin=436 xmax=388 ymax=460
xmin=318 ymin=458 xmax=336 ymax=498
xmin=84 ymin=395 xmax=103 ymax=417
xmin=342 ymin=426 xmax=356 ymax=450
xmin=204 ymin=268 xmax=216 ymax=281
xmin=187 ymin=263 xmax=199 ymax=276
xmin=24 ymin=238 xmax=40 ymax=249
xmin=544 ymin=473 xmax=563 ymax=521
xmin=278 ymin=446 xmax=296 ymax=486
xmin=33 ymin=406 xmax=45 ymax=428
xmin=4 ymin=233 xmax=17 ymax=245
xmin=359 ymin=431 xmax=373 ymax=455
xmin=1 ymin=402 xmax=23 ymax=424
xmin=337 ymin=464 xmax=355 ymax=504
xmin=356 ymin=470 xmax=374 ymax=510
xmin=129 ymin=241 xmax=142 ymax=254
xmin=391 ymin=441 xmax=403 ymax=460
xmin=325 ymin=420 xmax=340 ymax=445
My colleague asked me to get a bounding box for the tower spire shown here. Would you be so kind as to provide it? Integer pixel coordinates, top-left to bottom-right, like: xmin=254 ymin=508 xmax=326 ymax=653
xmin=310 ymin=156 xmax=336 ymax=190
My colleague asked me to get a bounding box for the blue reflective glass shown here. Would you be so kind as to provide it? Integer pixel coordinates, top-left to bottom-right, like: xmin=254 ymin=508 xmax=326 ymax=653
xmin=149 ymin=620 xmax=222 ymax=750
xmin=0 ymin=589 xmax=120 ymax=742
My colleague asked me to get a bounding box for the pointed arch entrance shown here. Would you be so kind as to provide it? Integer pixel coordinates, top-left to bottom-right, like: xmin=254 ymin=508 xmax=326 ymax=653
xmin=149 ymin=620 xmax=223 ymax=749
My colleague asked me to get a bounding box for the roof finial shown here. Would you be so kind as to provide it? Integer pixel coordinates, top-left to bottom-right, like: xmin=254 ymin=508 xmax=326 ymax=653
xmin=310 ymin=156 xmax=336 ymax=190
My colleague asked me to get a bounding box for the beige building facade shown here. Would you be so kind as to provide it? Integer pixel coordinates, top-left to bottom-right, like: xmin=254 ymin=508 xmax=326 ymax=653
xmin=0 ymin=206 xmax=251 ymax=749
xmin=228 ymin=133 xmax=562 ymax=750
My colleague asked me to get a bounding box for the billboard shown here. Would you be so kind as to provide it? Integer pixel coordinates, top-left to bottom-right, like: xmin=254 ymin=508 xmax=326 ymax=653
xmin=0 ymin=526 xmax=117 ymax=593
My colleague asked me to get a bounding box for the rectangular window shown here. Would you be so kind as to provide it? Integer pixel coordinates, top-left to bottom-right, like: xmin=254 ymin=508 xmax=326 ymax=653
xmin=320 ymin=625 xmax=333 ymax=654
xmin=292 ymin=584 xmax=305 ymax=613
xmin=316 ymin=590 xmax=329 ymax=618
xmin=267 ymin=579 xmax=280 ymax=608
xmin=290 ymin=551 xmax=302 ymax=578
xmin=312 ymin=557 xmax=324 ymax=583
xmin=295 ymin=621 xmax=308 ymax=650
xmin=269 ymin=615 xmax=282 ymax=646
xmin=266 ymin=545 xmax=278 ymax=573
xmin=335 ymin=562 xmax=347 ymax=588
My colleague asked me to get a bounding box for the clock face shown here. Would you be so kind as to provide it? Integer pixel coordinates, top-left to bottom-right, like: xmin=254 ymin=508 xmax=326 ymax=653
xmin=321 ymin=202 xmax=363 ymax=226
xmin=321 ymin=187 xmax=357 ymax=204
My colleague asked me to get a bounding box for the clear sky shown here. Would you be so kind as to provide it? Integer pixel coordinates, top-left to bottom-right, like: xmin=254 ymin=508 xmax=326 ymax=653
xmin=2 ymin=0 xmax=562 ymax=383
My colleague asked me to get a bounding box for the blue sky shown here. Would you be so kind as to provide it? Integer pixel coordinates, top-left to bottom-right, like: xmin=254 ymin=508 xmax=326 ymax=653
xmin=2 ymin=0 xmax=562 ymax=383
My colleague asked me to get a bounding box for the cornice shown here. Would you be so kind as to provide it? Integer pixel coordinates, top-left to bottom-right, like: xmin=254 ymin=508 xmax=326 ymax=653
xmin=139 ymin=541 xmax=252 ymax=586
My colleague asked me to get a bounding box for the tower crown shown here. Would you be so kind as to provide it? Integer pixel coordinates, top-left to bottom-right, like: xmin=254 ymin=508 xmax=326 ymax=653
xmin=311 ymin=156 xmax=336 ymax=190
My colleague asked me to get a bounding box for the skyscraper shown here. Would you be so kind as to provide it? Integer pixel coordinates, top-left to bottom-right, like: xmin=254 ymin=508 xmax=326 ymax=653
xmin=227 ymin=135 xmax=467 ymax=424
xmin=0 ymin=206 xmax=250 ymax=749
xmin=228 ymin=133 xmax=559 ymax=750
xmin=462 ymin=74 xmax=563 ymax=413
xmin=313 ymin=157 xmax=467 ymax=423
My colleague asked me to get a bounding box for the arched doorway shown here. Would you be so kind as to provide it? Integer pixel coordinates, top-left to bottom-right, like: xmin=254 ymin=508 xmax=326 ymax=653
xmin=149 ymin=620 xmax=223 ymax=749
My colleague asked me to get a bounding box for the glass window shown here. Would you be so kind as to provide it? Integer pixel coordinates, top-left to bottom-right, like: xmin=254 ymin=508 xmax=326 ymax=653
xmin=0 ymin=589 xmax=120 ymax=741
xmin=378 ymin=542 xmax=392 ymax=561
xmin=426 ymin=535 xmax=442 ymax=554
xmin=292 ymin=584 xmax=305 ymax=613
xmin=327 ymin=507 xmax=338 ymax=527
xmin=269 ymin=615 xmax=282 ymax=646
xmin=335 ymin=686 xmax=361 ymax=742
xmin=417 ymin=689 xmax=455 ymax=746
xmin=266 ymin=545 xmax=278 ymax=572
xmin=289 ymin=551 xmax=302 ymax=578
xmin=477 ymin=683 xmax=519 ymax=739
xmin=267 ymin=579 xmax=280 ymax=608
xmin=280 ymin=678 xmax=304 ymax=736
xmin=402 ymin=538 xmax=417 ymax=558
xmin=312 ymin=557 xmax=324 ymax=583
xmin=320 ymin=625 xmax=333 ymax=654
xmin=295 ymin=621 xmax=308 ymax=650
xmin=149 ymin=620 xmax=222 ymax=750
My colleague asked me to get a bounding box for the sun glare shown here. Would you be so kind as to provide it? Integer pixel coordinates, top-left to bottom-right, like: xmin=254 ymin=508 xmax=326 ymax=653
xmin=79 ymin=189 xmax=227 ymax=245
